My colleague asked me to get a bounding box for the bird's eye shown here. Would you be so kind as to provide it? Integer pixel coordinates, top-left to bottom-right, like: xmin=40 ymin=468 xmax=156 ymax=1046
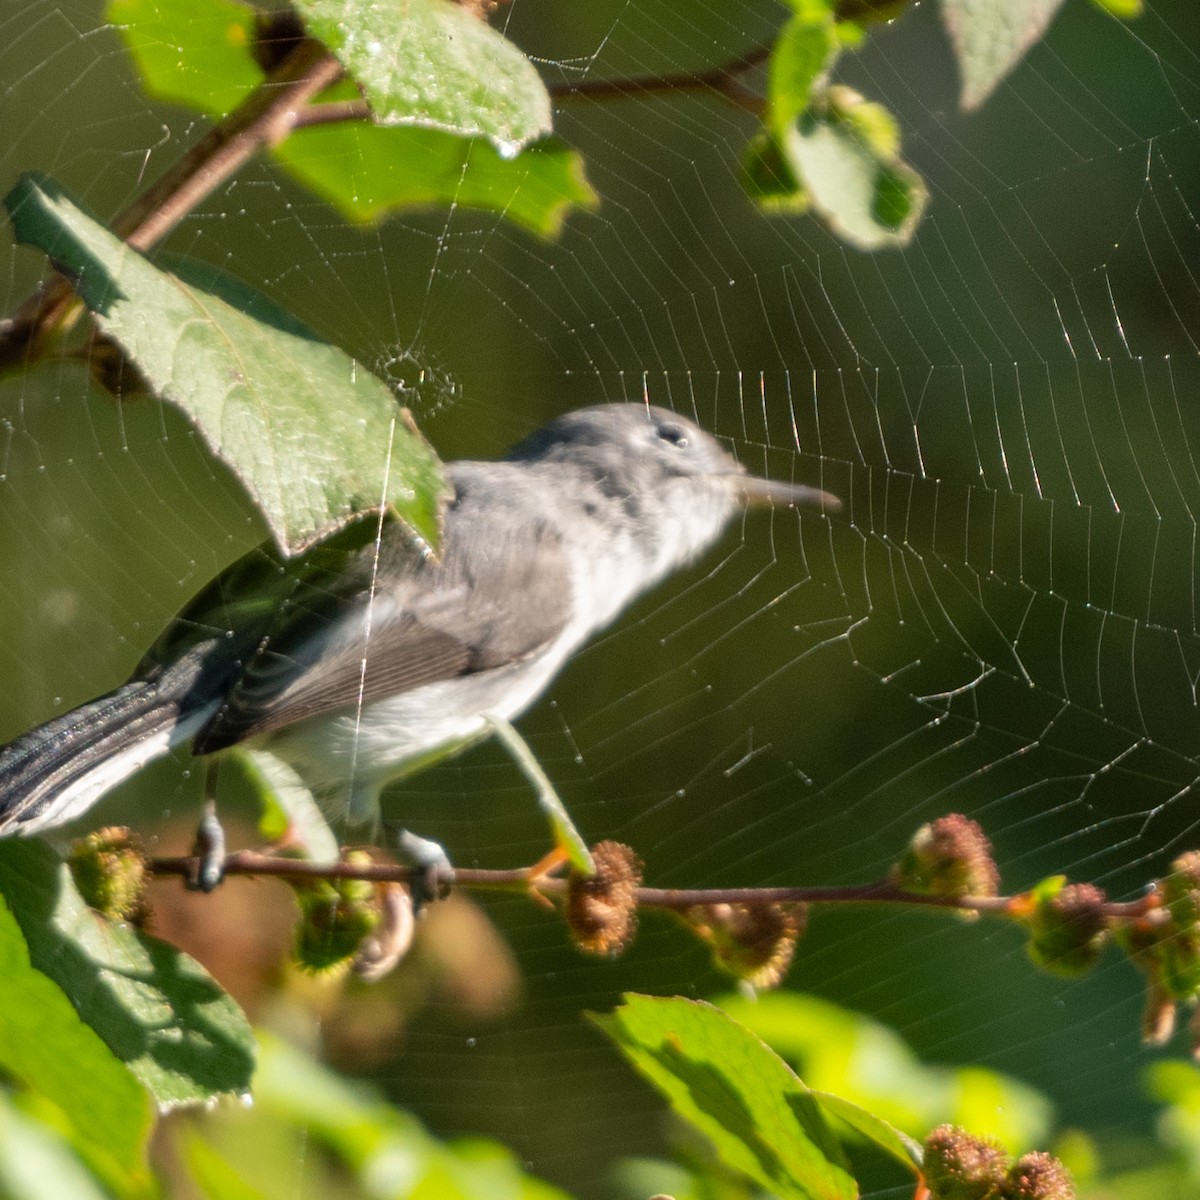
xmin=655 ymin=421 xmax=689 ymax=448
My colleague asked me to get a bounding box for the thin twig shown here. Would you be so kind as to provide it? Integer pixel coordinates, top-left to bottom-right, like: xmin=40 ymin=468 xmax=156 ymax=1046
xmin=548 ymin=44 xmax=769 ymax=113
xmin=290 ymin=98 xmax=372 ymax=129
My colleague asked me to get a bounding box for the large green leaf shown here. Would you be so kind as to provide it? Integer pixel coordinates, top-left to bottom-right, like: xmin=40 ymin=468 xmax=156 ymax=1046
xmin=294 ymin=0 xmax=551 ymax=153
xmin=274 ymin=109 xmax=598 ymax=238
xmin=940 ymin=0 xmax=1066 ymax=111
xmin=0 ymin=880 xmax=152 ymax=1191
xmin=6 ymin=173 xmax=447 ymax=555
xmin=592 ymin=995 xmax=857 ymax=1200
xmin=0 ymin=840 xmax=255 ymax=1112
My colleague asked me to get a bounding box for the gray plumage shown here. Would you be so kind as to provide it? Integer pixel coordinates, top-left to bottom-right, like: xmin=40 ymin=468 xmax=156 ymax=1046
xmin=0 ymin=404 xmax=838 ymax=836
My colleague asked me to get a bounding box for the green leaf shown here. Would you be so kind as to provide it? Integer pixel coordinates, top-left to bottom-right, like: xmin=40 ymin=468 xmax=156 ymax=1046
xmin=252 ymin=1032 xmax=573 ymax=1199
xmin=294 ymin=0 xmax=552 ymax=154
xmin=1027 ymin=874 xmax=1068 ymax=902
xmin=940 ymin=0 xmax=1067 ymax=111
xmin=108 ymin=0 xmax=592 ymax=238
xmin=741 ymin=131 xmax=810 ymax=213
xmin=719 ymin=991 xmax=1054 ymax=1153
xmin=809 ymin=1091 xmax=923 ymax=1171
xmin=233 ymin=748 xmax=340 ymax=864
xmin=183 ymin=1135 xmax=272 ymax=1200
xmin=768 ymin=10 xmax=840 ymax=134
xmin=0 ymin=1092 xmax=118 ymax=1200
xmin=107 ymin=0 xmax=261 ymax=116
xmin=1146 ymin=1061 xmax=1200 ymax=1178
xmin=780 ymin=88 xmax=927 ymax=248
xmin=0 ymin=839 xmax=255 ymax=1112
xmin=275 ymin=114 xmax=598 ymax=238
xmin=0 ymin=878 xmax=152 ymax=1190
xmin=591 ymin=995 xmax=856 ymax=1200
xmin=5 ymin=173 xmax=448 ymax=555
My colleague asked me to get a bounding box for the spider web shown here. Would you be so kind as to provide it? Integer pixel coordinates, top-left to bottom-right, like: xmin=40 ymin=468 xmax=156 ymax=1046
xmin=2 ymin=0 xmax=1199 ymax=1194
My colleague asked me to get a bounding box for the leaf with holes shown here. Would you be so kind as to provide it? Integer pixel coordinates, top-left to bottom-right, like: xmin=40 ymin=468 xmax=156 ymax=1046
xmin=780 ymin=88 xmax=926 ymax=249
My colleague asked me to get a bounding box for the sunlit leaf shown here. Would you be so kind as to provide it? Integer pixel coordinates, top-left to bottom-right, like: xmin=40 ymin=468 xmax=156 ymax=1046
xmin=107 ymin=0 xmax=262 ymax=115
xmin=720 ymin=991 xmax=1054 ymax=1152
xmin=0 ymin=1093 xmax=119 ymax=1200
xmin=294 ymin=0 xmax=551 ymax=153
xmin=768 ymin=9 xmax=840 ymax=133
xmin=592 ymin=994 xmax=857 ymax=1200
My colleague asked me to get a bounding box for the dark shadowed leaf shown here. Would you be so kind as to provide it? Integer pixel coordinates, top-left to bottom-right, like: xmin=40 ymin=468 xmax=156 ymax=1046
xmin=0 ymin=839 xmax=255 ymax=1112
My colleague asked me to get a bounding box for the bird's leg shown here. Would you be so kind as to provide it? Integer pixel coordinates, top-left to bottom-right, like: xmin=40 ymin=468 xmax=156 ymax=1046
xmin=486 ymin=716 xmax=594 ymax=876
xmin=393 ymin=829 xmax=453 ymax=911
xmin=186 ymin=761 xmax=226 ymax=891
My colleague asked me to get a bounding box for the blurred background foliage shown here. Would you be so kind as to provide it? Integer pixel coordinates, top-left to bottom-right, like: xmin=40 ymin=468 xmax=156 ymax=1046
xmin=2 ymin=0 xmax=1200 ymax=1195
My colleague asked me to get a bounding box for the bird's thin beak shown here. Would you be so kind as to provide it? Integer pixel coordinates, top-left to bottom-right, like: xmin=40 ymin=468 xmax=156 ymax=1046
xmin=733 ymin=473 xmax=843 ymax=514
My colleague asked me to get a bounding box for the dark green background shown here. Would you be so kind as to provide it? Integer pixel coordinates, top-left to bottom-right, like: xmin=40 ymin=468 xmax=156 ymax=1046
xmin=2 ymin=0 xmax=1199 ymax=1193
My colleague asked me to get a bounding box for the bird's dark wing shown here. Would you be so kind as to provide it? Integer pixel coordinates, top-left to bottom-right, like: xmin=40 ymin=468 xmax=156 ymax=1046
xmin=190 ymin=496 xmax=572 ymax=753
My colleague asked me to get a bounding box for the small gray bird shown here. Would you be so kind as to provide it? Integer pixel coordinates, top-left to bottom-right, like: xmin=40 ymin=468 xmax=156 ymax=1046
xmin=0 ymin=404 xmax=838 ymax=852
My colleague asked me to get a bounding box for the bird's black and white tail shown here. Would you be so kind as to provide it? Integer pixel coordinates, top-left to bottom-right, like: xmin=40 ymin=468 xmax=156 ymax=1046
xmin=0 ymin=655 xmax=216 ymax=836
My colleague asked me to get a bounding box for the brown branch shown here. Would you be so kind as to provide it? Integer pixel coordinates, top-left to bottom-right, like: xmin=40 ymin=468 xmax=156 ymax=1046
xmin=145 ymin=848 xmax=1159 ymax=922
xmin=0 ymin=38 xmax=343 ymax=372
